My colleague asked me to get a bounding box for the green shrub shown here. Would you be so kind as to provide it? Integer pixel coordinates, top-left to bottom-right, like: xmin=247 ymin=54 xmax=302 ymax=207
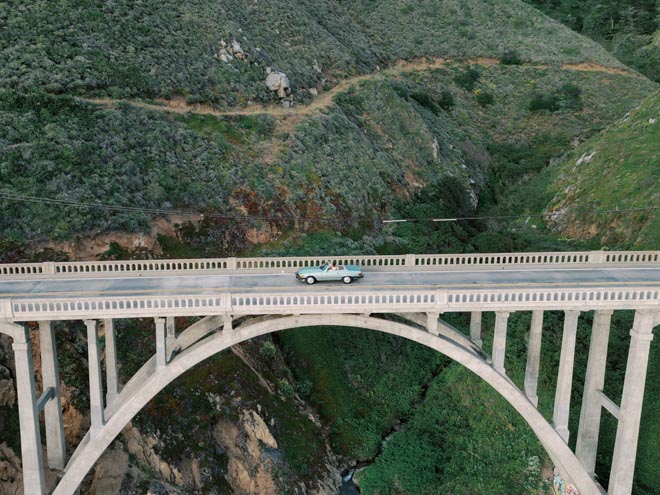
xmin=528 ymin=92 xmax=561 ymax=112
xmin=438 ymin=89 xmax=455 ymax=110
xmin=501 ymin=49 xmax=523 ymax=65
xmin=476 ymin=91 xmax=495 ymax=107
xmin=454 ymin=67 xmax=481 ymax=91
xmin=410 ymin=91 xmax=441 ymax=114
xmin=560 ymin=83 xmax=583 ymax=110
xmin=278 ymin=379 xmax=295 ymax=398
xmin=260 ymin=340 xmax=277 ymax=361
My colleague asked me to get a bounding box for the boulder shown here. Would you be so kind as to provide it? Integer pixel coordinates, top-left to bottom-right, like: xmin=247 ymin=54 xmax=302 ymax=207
xmin=265 ymin=69 xmax=290 ymax=98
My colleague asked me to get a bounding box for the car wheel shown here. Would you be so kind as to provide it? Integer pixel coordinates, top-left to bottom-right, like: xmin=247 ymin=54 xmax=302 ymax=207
xmin=342 ymin=276 xmax=352 ymax=284
xmin=306 ymin=276 xmax=316 ymax=285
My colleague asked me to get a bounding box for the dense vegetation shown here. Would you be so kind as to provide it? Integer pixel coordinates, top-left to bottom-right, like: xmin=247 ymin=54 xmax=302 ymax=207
xmin=1 ymin=0 xmax=659 ymax=493
xmin=524 ymin=0 xmax=660 ymax=82
xmin=1 ymin=64 xmax=654 ymax=245
xmin=0 ymin=0 xmax=624 ymax=106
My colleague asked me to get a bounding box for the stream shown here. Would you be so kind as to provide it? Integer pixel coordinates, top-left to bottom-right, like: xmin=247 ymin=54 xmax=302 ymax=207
xmin=339 ymin=468 xmax=360 ymax=494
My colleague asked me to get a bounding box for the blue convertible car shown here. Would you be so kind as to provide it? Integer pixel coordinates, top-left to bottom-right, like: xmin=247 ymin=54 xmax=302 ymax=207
xmin=295 ymin=261 xmax=364 ymax=285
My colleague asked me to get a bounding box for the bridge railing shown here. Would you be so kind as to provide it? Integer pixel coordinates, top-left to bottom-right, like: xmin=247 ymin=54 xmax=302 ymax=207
xmin=3 ymin=286 xmax=659 ymax=321
xmin=0 ymin=250 xmax=658 ymax=279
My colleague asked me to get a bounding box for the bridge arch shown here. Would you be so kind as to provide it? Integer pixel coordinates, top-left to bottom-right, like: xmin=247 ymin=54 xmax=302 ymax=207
xmin=54 ymin=313 xmax=600 ymax=495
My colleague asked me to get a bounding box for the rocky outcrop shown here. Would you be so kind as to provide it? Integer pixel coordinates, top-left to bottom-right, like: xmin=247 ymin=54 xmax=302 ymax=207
xmin=0 ymin=442 xmax=21 ymax=495
xmin=213 ymin=409 xmax=280 ymax=494
xmin=0 ymin=366 xmax=15 ymax=406
xmin=123 ymin=422 xmax=184 ymax=486
xmin=88 ymin=446 xmax=129 ymax=495
xmin=265 ymin=68 xmax=291 ymax=98
xmin=216 ymin=39 xmax=247 ymax=63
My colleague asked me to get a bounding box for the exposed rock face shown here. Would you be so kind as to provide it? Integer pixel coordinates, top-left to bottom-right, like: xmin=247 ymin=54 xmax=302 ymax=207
xmin=89 ymin=446 xmax=129 ymax=494
xmin=265 ymin=68 xmax=291 ymax=98
xmin=216 ymin=39 xmax=247 ymax=62
xmin=0 ymin=366 xmax=15 ymax=406
xmin=123 ymin=422 xmax=184 ymax=486
xmin=213 ymin=409 xmax=280 ymax=494
xmin=0 ymin=442 xmax=22 ymax=495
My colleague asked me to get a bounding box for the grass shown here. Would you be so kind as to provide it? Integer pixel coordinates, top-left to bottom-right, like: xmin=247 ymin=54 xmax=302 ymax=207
xmin=544 ymin=90 xmax=660 ymax=248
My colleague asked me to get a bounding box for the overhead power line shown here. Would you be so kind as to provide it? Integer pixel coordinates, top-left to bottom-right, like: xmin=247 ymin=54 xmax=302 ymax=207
xmin=0 ymin=190 xmax=658 ymax=225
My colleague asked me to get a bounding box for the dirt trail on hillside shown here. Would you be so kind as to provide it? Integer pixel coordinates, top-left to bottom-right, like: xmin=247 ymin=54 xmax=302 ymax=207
xmin=84 ymin=57 xmax=639 ymax=119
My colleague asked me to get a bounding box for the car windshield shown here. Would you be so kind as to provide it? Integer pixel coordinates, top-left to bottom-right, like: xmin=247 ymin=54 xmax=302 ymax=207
xmin=319 ymin=263 xmax=329 ymax=271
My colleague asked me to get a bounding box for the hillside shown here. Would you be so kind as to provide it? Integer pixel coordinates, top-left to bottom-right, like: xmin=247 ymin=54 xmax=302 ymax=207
xmin=545 ymin=90 xmax=660 ymax=248
xmin=1 ymin=0 xmax=626 ymax=107
xmin=0 ymin=62 xmax=654 ymax=249
xmin=523 ymin=0 xmax=660 ymax=82
xmin=1 ymin=1 xmax=659 ymax=494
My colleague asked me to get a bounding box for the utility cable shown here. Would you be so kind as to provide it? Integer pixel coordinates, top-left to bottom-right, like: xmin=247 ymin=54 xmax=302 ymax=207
xmin=0 ymin=190 xmax=658 ymax=225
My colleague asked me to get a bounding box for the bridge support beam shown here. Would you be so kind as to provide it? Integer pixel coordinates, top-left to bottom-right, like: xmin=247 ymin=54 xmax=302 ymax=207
xmin=470 ymin=311 xmax=482 ymax=347
xmin=608 ymin=310 xmax=656 ymax=495
xmin=85 ymin=319 xmax=105 ymax=437
xmin=492 ymin=311 xmax=510 ymax=374
xmin=426 ymin=312 xmax=439 ymax=335
xmin=103 ymin=319 xmax=119 ymax=405
xmin=6 ymin=322 xmax=46 ymax=494
xmin=553 ymin=310 xmax=580 ymax=443
xmin=575 ymin=310 xmax=613 ymax=475
xmin=155 ymin=317 xmax=167 ymax=368
xmin=38 ymin=321 xmax=66 ymax=470
xmin=524 ymin=310 xmax=544 ymax=407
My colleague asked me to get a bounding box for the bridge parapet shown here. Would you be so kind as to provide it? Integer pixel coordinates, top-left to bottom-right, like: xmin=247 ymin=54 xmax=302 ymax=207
xmin=3 ymin=286 xmax=658 ymax=321
xmin=0 ymin=250 xmax=658 ymax=279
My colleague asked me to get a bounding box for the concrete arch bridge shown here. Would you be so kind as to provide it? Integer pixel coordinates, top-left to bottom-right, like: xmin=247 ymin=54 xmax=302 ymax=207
xmin=0 ymin=250 xmax=659 ymax=495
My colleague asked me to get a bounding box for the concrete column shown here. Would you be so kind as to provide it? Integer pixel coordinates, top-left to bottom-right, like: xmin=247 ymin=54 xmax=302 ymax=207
xmin=155 ymin=317 xmax=167 ymax=368
xmin=524 ymin=310 xmax=544 ymax=407
xmin=85 ymin=319 xmax=105 ymax=437
xmin=575 ymin=310 xmax=613 ymax=475
xmin=608 ymin=310 xmax=656 ymax=495
xmin=492 ymin=311 xmax=510 ymax=374
xmin=470 ymin=311 xmax=483 ymax=347
xmin=426 ymin=312 xmax=439 ymax=336
xmin=223 ymin=314 xmax=233 ymax=332
xmin=10 ymin=323 xmax=46 ymax=493
xmin=38 ymin=321 xmax=66 ymax=470
xmin=166 ymin=317 xmax=176 ymax=340
xmin=553 ymin=310 xmax=580 ymax=443
xmin=103 ymin=319 xmax=119 ymax=405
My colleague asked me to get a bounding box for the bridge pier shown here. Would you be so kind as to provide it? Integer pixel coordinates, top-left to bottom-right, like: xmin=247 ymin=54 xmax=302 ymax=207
xmin=103 ymin=318 xmax=119 ymax=405
xmin=155 ymin=317 xmax=167 ymax=368
xmin=470 ymin=311 xmax=482 ymax=347
xmin=85 ymin=319 xmax=105 ymax=437
xmin=38 ymin=321 xmax=66 ymax=470
xmin=553 ymin=310 xmax=580 ymax=443
xmin=575 ymin=310 xmax=613 ymax=475
xmin=3 ymin=322 xmax=46 ymax=494
xmin=608 ymin=310 xmax=657 ymax=495
xmin=492 ymin=311 xmax=510 ymax=373
xmin=524 ymin=310 xmax=544 ymax=407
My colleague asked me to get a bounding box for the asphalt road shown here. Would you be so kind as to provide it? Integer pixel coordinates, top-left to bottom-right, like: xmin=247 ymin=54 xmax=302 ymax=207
xmin=1 ymin=267 xmax=659 ymax=300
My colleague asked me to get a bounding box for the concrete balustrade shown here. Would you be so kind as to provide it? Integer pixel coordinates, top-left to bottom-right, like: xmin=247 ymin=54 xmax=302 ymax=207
xmin=2 ymin=286 xmax=660 ymax=321
xmin=0 ymin=250 xmax=658 ymax=280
